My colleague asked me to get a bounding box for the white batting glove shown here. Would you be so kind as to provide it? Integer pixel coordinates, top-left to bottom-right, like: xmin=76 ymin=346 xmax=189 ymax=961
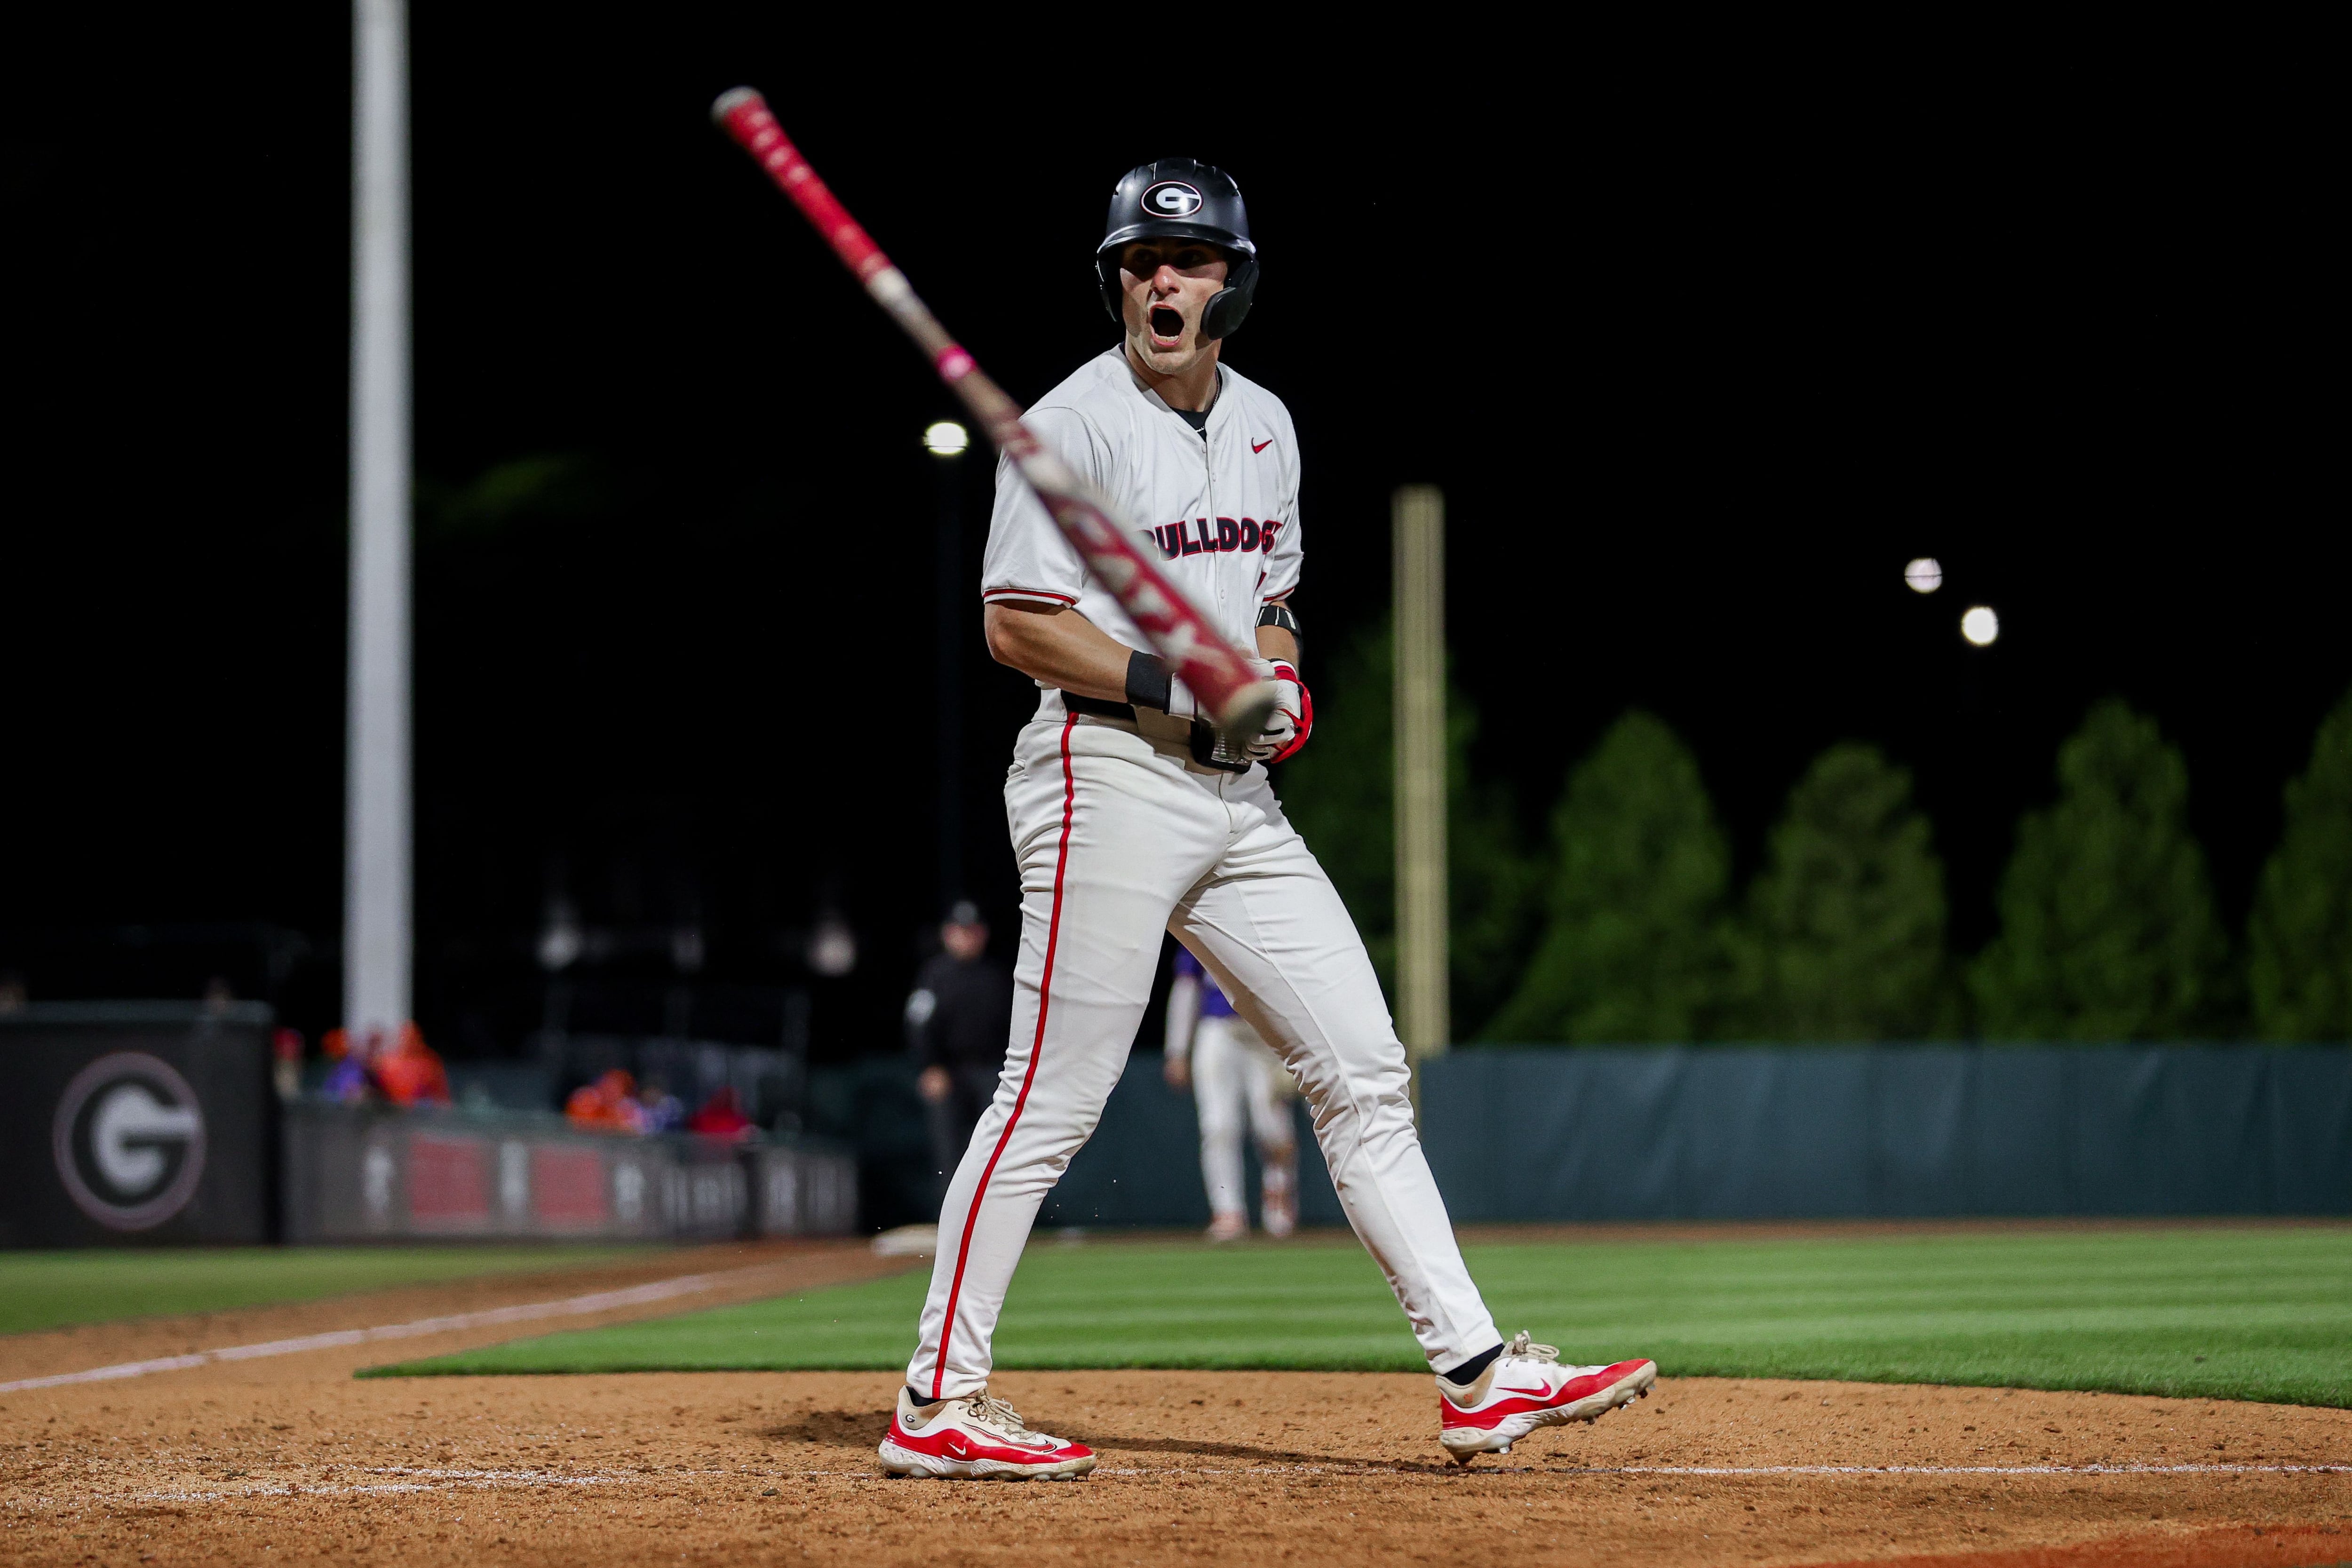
xmin=1242 ymin=660 xmax=1309 ymax=763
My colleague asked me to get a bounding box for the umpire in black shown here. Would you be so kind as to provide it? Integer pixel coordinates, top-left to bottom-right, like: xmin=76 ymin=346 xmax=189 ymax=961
xmin=905 ymin=900 xmax=1013 ymax=1203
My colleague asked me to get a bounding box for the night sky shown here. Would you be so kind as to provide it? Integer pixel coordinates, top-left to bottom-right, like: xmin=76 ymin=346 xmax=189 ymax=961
xmin=3 ymin=13 xmax=2331 ymax=1052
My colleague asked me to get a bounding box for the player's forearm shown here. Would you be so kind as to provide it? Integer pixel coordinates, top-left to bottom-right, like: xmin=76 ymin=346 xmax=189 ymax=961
xmin=1255 ymin=623 xmax=1298 ymax=667
xmin=984 ymin=602 xmax=1135 ymax=701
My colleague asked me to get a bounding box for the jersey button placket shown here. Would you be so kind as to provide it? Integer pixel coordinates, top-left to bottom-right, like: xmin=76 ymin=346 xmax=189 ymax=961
xmin=1201 ymin=380 xmax=1226 ymax=622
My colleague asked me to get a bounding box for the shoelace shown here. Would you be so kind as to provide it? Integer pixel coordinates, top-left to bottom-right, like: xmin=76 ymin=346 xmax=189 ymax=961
xmin=962 ymin=1392 xmax=1051 ymax=1447
xmin=1502 ymin=1331 xmax=1560 ymax=1365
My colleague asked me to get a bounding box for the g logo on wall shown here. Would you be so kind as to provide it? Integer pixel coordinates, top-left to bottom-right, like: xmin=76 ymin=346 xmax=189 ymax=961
xmin=1142 ymin=182 xmax=1203 ymax=218
xmin=51 ymin=1052 xmax=208 ymax=1230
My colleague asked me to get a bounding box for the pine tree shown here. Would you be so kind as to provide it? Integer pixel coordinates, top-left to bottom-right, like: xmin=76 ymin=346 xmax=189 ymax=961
xmin=1732 ymin=743 xmax=1950 ymax=1040
xmin=1486 ymin=712 xmax=1730 ymax=1042
xmin=1969 ymin=700 xmax=2227 ymax=1039
xmin=1273 ymin=622 xmax=1539 ymax=1038
xmin=2248 ymin=686 xmax=2352 ymax=1040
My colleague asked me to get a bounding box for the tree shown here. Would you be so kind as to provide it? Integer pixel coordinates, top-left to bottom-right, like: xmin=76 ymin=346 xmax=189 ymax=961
xmin=1486 ymin=712 xmax=1730 ymax=1042
xmin=1731 ymin=743 xmax=1951 ymax=1040
xmin=2248 ymin=686 xmax=2352 ymax=1040
xmin=1969 ymin=700 xmax=2228 ymax=1039
xmin=1274 ymin=621 xmax=1539 ymax=1038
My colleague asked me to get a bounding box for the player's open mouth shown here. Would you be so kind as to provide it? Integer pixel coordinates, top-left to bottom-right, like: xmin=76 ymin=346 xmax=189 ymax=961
xmin=1150 ymin=306 xmax=1184 ymax=343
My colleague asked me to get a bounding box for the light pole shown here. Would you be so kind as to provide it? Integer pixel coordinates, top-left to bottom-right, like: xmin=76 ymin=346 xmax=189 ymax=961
xmin=345 ymin=0 xmax=413 ymax=1048
xmin=1392 ymin=485 xmax=1448 ymax=1074
xmin=925 ymin=421 xmax=970 ymax=915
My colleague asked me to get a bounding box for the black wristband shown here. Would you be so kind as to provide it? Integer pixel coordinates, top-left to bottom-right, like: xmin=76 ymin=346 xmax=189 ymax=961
xmin=1124 ymin=648 xmax=1172 ymax=712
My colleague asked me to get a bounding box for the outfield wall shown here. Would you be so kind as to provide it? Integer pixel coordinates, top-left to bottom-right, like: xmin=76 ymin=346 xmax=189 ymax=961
xmin=280 ymin=1104 xmax=858 ymax=1242
xmin=1422 ymin=1046 xmax=2352 ymax=1221
xmin=1042 ymin=1045 xmax=2352 ymax=1226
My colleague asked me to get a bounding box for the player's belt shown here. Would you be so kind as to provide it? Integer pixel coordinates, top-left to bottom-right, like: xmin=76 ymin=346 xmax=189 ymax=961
xmin=1062 ymin=693 xmax=1139 ymax=722
xmin=1060 ymin=691 xmax=1251 ymax=775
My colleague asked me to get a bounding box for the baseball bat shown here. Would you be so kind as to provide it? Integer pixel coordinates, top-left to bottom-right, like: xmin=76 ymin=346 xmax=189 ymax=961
xmin=710 ymin=88 xmax=1277 ymax=740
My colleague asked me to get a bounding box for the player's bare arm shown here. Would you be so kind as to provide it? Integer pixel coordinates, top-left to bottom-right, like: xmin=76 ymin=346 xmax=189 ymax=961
xmin=982 ymin=601 xmax=1135 ymax=701
xmin=1255 ymin=613 xmax=1297 ymax=667
xmin=986 ymin=597 xmax=1297 ymax=701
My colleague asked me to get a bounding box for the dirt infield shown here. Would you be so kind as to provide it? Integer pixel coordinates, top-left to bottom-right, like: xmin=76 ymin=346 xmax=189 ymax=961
xmin=4 ymin=1250 xmax=2350 ymax=1567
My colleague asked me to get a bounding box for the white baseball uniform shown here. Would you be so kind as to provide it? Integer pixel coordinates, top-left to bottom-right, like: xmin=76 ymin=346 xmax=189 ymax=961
xmin=1167 ymin=947 xmax=1296 ymax=1226
xmin=905 ymin=348 xmax=1501 ymax=1400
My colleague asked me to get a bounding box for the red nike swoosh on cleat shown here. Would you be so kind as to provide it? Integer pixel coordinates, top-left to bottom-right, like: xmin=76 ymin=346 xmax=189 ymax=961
xmin=1497 ymin=1384 xmax=1554 ymax=1399
xmin=1252 ymin=438 xmax=1274 ymax=453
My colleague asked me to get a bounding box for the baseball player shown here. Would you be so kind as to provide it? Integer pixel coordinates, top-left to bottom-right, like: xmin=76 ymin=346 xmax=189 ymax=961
xmin=1163 ymin=945 xmax=1297 ymax=1241
xmin=878 ymin=158 xmax=1653 ymax=1481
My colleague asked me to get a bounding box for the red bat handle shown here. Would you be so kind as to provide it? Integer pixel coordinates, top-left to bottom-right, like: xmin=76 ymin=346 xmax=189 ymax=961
xmin=710 ymin=88 xmax=1275 ymax=740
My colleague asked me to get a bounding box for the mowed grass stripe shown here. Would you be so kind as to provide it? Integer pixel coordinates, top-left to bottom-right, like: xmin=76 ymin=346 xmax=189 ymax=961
xmin=371 ymin=1226 xmax=2352 ymax=1407
xmin=0 ymin=1246 xmax=653 ymax=1337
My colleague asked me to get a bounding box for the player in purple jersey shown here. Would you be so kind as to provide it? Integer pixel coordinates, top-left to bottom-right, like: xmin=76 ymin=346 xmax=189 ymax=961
xmin=1164 ymin=946 xmax=1297 ymax=1239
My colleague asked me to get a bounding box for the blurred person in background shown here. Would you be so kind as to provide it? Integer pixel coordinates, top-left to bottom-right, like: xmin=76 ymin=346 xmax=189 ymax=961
xmin=636 ymin=1076 xmax=684 ymax=1132
xmin=688 ymin=1085 xmax=755 ymax=1139
xmin=566 ymin=1067 xmax=642 ymax=1130
xmin=321 ymin=1023 xmax=450 ymax=1106
xmin=1165 ymin=946 xmax=1298 ymax=1239
xmin=369 ymin=1024 xmax=450 ymax=1106
xmin=906 ymin=901 xmax=1012 ymax=1205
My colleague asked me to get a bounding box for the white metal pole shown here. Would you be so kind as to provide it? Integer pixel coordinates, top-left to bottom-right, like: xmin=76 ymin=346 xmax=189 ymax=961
xmin=344 ymin=0 xmax=412 ymax=1042
xmin=1392 ymin=485 xmax=1449 ymax=1067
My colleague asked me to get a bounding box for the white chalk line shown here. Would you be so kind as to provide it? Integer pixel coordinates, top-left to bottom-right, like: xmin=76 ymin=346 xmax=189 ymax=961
xmin=16 ymin=1460 xmax=2347 ymax=1510
xmin=0 ymin=1268 xmax=767 ymax=1393
xmin=13 ymin=1466 xmax=639 ymax=1511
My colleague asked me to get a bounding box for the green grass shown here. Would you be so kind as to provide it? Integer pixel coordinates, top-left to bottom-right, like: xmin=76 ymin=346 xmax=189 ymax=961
xmin=0 ymin=1246 xmax=651 ymax=1337
xmin=369 ymin=1226 xmax=2352 ymax=1407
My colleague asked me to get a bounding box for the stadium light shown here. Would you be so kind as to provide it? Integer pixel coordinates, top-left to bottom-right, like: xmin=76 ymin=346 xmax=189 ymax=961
xmin=1961 ymin=605 xmax=2000 ymax=646
xmin=924 ymin=421 xmax=969 ymax=457
xmin=807 ymin=912 xmax=858 ymax=978
xmin=1905 ymin=557 xmax=1943 ymax=593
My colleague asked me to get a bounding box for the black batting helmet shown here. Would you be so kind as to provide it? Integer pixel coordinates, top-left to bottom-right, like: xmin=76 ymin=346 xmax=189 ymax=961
xmin=1095 ymin=157 xmax=1260 ymax=342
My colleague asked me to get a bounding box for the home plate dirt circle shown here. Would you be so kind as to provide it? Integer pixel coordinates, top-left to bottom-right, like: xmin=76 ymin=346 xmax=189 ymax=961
xmin=3 ymin=1263 xmax=2349 ymax=1566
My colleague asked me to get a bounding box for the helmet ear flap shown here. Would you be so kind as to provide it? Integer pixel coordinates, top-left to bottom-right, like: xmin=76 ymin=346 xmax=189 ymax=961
xmin=1199 ymin=256 xmax=1258 ymax=342
xmin=1097 ymin=252 xmax=1124 ymax=324
xmin=1097 ymin=251 xmax=1260 ymax=339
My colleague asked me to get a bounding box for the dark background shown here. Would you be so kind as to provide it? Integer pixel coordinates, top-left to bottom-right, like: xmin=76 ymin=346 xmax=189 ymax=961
xmin=2 ymin=13 xmax=2331 ymax=1057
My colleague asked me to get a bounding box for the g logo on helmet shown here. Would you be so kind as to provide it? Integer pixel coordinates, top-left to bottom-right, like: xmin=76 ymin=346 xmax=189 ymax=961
xmin=1143 ymin=182 xmax=1203 ymax=218
xmin=51 ymin=1052 xmax=207 ymax=1230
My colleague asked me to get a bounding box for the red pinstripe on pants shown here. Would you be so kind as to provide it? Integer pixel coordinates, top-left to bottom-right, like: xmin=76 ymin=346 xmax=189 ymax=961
xmin=927 ymin=712 xmax=1080 ymax=1398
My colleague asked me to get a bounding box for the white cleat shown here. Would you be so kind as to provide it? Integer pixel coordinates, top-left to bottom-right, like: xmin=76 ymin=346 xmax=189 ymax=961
xmin=1436 ymin=1331 xmax=1656 ymax=1466
xmin=877 ymin=1386 xmax=1097 ymax=1481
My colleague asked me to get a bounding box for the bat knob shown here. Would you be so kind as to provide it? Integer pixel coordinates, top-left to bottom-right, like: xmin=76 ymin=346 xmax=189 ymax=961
xmin=1214 ymin=681 xmax=1279 ymax=745
xmin=710 ymin=87 xmax=768 ymax=125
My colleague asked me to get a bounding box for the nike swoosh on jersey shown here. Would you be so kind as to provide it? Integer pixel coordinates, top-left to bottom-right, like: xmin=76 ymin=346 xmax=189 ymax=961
xmin=1252 ymin=438 xmax=1274 ymax=454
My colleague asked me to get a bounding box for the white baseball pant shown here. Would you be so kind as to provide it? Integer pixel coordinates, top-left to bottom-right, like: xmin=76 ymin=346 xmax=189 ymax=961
xmin=1192 ymin=1014 xmax=1295 ymax=1221
xmin=906 ymin=701 xmax=1501 ymax=1399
